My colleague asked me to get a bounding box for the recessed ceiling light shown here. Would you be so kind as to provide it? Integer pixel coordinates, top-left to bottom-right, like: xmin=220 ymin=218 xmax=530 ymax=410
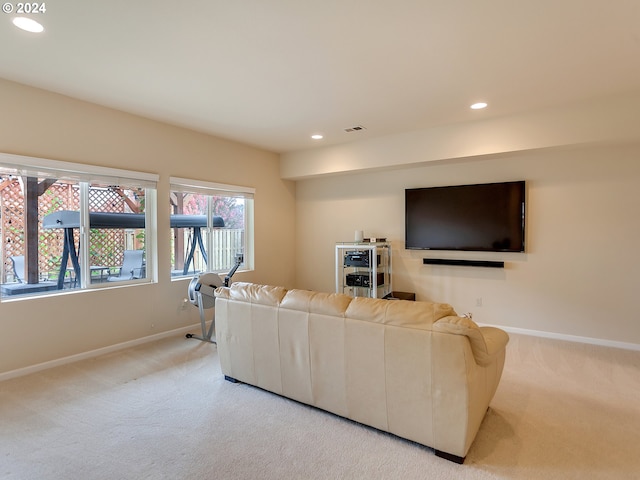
xmin=12 ymin=17 xmax=44 ymax=33
xmin=311 ymin=134 xmax=323 ymax=140
xmin=470 ymin=102 xmax=488 ymax=110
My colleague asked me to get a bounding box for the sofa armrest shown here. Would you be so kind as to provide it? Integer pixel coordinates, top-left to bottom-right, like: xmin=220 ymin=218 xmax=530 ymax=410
xmin=433 ymin=316 xmax=509 ymax=366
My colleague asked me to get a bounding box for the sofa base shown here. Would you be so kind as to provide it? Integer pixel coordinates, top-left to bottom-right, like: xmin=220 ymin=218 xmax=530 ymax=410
xmin=435 ymin=449 xmax=465 ymax=464
xmin=223 ymin=375 xmax=467 ymax=464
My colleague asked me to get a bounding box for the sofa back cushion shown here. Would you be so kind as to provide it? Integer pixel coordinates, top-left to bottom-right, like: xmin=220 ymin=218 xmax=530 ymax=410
xmin=217 ymin=282 xmax=458 ymax=331
xmin=280 ymin=288 xmax=353 ymax=316
xmin=216 ymin=282 xmax=287 ymax=306
xmin=345 ymin=297 xmax=456 ymax=330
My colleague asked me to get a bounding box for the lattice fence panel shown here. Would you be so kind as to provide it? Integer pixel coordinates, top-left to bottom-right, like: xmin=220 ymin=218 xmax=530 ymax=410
xmin=88 ymin=187 xmax=128 ymax=268
xmin=1 ymin=178 xmax=24 ymax=263
xmin=1 ymin=178 xmax=135 ymax=282
xmin=39 ymin=183 xmax=80 ymax=278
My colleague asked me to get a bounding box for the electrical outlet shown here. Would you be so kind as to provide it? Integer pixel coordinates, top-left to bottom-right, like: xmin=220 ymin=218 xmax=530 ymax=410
xmin=476 ymin=298 xmax=483 ymax=307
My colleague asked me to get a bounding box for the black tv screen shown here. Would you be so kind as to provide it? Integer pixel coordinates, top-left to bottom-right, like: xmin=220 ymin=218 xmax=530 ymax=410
xmin=405 ymin=181 xmax=525 ymax=252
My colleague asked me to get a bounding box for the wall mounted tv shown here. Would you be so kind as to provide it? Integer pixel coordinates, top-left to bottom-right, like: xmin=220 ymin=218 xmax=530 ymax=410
xmin=405 ymin=181 xmax=525 ymax=252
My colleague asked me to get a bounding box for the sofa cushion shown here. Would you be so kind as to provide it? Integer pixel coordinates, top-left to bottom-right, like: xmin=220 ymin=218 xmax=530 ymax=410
xmin=280 ymin=289 xmax=353 ymax=316
xmin=345 ymin=297 xmax=456 ymax=329
xmin=215 ymin=282 xmax=287 ymax=306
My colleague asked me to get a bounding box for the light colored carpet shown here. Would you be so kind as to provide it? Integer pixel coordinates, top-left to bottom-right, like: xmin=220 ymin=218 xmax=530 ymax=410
xmin=1 ymin=332 xmax=639 ymax=479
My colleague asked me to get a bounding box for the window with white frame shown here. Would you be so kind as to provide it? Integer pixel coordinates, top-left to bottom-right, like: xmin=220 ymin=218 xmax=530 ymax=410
xmin=169 ymin=177 xmax=254 ymax=278
xmin=0 ymin=153 xmax=157 ymax=300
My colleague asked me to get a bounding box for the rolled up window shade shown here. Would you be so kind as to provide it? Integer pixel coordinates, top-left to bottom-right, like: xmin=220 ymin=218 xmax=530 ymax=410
xmin=0 ymin=152 xmax=158 ymax=189
xmin=170 ymin=176 xmax=254 ymax=199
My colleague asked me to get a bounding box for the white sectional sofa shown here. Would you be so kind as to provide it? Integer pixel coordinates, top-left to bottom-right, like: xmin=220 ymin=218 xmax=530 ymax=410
xmin=214 ymin=282 xmax=509 ymax=463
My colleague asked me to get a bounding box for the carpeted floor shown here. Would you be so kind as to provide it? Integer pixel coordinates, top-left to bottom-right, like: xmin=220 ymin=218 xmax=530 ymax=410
xmin=1 ymin=332 xmax=639 ymax=479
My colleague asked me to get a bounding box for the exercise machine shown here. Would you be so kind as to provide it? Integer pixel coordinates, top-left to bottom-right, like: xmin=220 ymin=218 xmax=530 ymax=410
xmin=185 ymin=254 xmax=243 ymax=343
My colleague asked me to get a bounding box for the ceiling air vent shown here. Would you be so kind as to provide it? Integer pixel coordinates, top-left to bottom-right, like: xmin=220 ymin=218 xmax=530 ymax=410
xmin=344 ymin=125 xmax=366 ymax=133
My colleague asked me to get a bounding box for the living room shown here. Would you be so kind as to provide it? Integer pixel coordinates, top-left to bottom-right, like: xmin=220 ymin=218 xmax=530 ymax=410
xmin=286 ymin=100 xmax=640 ymax=349
xmin=1 ymin=2 xmax=639 ymax=478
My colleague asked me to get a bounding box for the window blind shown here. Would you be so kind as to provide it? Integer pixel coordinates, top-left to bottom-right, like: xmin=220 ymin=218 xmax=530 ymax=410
xmin=0 ymin=152 xmax=158 ymax=188
xmin=169 ymin=176 xmax=255 ymax=199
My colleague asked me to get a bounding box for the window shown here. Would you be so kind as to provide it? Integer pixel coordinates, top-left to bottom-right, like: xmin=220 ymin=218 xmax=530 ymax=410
xmin=169 ymin=177 xmax=254 ymax=278
xmin=0 ymin=153 xmax=158 ymax=300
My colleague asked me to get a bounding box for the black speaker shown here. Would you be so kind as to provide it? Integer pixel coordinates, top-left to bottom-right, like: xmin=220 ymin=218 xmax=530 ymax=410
xmin=422 ymin=258 xmax=504 ymax=268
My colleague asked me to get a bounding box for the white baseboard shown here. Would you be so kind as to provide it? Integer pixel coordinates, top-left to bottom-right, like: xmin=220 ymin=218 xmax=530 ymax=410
xmin=0 ymin=323 xmax=212 ymax=383
xmin=2 ymin=322 xmax=638 ymax=383
xmin=483 ymin=324 xmax=640 ymax=352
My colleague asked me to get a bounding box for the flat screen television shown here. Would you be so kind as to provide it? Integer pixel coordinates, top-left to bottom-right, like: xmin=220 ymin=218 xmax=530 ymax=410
xmin=405 ymin=181 xmax=525 ymax=252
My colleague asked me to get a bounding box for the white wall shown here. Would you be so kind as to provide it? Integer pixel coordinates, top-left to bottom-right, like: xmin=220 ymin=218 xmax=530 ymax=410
xmin=0 ymin=78 xmax=296 ymax=375
xmin=295 ymin=144 xmax=640 ymax=346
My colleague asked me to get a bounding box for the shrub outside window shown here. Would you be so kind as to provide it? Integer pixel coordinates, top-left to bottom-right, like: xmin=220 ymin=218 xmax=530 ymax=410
xmin=169 ymin=177 xmax=254 ymax=278
xmin=0 ymin=153 xmax=157 ymax=300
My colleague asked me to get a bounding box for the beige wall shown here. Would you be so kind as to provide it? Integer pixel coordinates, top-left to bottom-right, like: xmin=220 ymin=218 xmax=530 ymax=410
xmin=281 ymin=93 xmax=640 ymax=180
xmin=0 ymin=79 xmax=296 ymax=375
xmin=295 ymin=144 xmax=640 ymax=347
xmin=3 ymin=75 xmax=639 ymax=376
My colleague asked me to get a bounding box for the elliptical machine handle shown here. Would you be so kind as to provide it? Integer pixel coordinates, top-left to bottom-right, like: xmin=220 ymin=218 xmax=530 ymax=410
xmin=224 ymin=254 xmax=244 ymax=287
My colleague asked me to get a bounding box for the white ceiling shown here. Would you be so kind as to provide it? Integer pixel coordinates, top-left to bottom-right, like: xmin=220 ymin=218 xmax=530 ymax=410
xmin=1 ymin=1 xmax=639 ymax=154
